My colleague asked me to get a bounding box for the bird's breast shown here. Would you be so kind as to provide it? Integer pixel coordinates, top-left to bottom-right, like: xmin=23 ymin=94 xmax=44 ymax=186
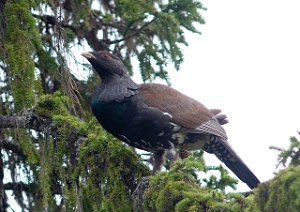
xmin=91 ymin=100 xmax=129 ymax=134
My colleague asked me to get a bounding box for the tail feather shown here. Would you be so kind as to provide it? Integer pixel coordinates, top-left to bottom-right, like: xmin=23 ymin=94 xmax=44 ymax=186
xmin=204 ymin=136 xmax=260 ymax=189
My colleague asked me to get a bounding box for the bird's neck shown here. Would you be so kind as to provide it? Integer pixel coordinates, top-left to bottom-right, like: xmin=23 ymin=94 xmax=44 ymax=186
xmin=93 ymin=74 xmax=140 ymax=102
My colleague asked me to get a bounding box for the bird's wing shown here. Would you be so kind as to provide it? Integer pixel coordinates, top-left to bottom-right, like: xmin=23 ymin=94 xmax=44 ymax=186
xmin=138 ymin=83 xmax=227 ymax=139
xmin=193 ymin=119 xmax=227 ymax=140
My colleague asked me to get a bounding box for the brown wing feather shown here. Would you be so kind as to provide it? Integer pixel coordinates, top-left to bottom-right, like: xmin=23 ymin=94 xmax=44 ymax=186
xmin=138 ymin=83 xmax=213 ymax=129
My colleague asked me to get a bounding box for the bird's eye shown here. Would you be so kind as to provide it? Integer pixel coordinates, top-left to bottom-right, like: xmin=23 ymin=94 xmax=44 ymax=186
xmin=101 ymin=52 xmax=111 ymax=60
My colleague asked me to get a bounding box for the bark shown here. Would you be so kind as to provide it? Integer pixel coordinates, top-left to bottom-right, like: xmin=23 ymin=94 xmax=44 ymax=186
xmin=0 ymin=148 xmax=8 ymax=211
xmin=3 ymin=181 xmax=62 ymax=196
xmin=133 ymin=177 xmax=149 ymax=212
xmin=0 ymin=138 xmax=25 ymax=157
xmin=0 ymin=110 xmax=55 ymax=134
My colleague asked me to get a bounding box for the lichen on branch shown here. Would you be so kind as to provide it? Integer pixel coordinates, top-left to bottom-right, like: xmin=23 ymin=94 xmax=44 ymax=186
xmin=3 ymin=0 xmax=42 ymax=111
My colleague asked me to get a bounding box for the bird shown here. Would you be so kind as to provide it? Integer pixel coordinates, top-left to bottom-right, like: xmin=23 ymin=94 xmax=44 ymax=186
xmin=81 ymin=51 xmax=260 ymax=189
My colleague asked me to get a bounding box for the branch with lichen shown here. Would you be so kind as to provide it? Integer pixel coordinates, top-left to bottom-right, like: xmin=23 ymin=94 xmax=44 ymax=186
xmin=0 ymin=110 xmax=55 ymax=134
xmin=3 ymin=181 xmax=62 ymax=195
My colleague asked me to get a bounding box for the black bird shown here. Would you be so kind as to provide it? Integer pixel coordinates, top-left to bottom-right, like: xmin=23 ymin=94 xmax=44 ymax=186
xmin=82 ymin=51 xmax=260 ymax=189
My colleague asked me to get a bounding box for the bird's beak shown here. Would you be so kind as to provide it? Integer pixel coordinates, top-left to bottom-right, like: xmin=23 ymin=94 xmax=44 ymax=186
xmin=81 ymin=52 xmax=96 ymax=59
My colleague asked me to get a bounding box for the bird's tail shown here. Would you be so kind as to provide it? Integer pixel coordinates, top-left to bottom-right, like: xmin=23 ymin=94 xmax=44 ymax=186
xmin=209 ymin=109 xmax=229 ymax=125
xmin=204 ymin=136 xmax=260 ymax=189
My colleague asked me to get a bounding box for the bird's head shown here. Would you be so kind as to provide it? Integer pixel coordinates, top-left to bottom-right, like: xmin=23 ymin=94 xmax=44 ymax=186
xmin=81 ymin=51 xmax=128 ymax=80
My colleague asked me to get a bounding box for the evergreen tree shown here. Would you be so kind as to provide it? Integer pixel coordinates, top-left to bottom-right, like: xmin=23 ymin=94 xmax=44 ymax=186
xmin=0 ymin=0 xmax=208 ymax=210
xmin=1 ymin=0 xmax=299 ymax=211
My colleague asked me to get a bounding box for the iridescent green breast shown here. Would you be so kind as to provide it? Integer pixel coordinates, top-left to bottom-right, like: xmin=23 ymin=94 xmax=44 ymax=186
xmin=91 ymin=99 xmax=129 ymax=134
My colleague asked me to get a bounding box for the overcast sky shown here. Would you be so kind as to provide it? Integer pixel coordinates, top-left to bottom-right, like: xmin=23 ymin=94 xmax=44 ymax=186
xmin=161 ymin=0 xmax=300 ymax=190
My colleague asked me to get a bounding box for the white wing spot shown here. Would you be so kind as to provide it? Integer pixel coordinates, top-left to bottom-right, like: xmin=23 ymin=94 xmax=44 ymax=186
xmin=170 ymin=123 xmax=181 ymax=132
xmin=158 ymin=131 xmax=164 ymax=136
xmin=163 ymin=112 xmax=173 ymax=118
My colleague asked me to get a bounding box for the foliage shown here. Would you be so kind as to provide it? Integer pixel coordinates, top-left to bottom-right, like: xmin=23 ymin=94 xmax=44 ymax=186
xmin=246 ymin=134 xmax=300 ymax=212
xmin=0 ymin=0 xmax=299 ymax=211
xmin=144 ymin=151 xmax=244 ymax=211
xmin=251 ymin=167 xmax=300 ymax=212
xmin=270 ymin=135 xmax=300 ymax=167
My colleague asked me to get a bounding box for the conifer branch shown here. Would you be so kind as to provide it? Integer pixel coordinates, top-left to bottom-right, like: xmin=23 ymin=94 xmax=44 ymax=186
xmin=3 ymin=182 xmax=62 ymax=195
xmin=0 ymin=110 xmax=55 ymax=134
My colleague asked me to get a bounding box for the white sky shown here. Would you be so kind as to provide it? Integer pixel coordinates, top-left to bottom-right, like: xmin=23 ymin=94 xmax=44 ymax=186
xmin=164 ymin=0 xmax=300 ymax=190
